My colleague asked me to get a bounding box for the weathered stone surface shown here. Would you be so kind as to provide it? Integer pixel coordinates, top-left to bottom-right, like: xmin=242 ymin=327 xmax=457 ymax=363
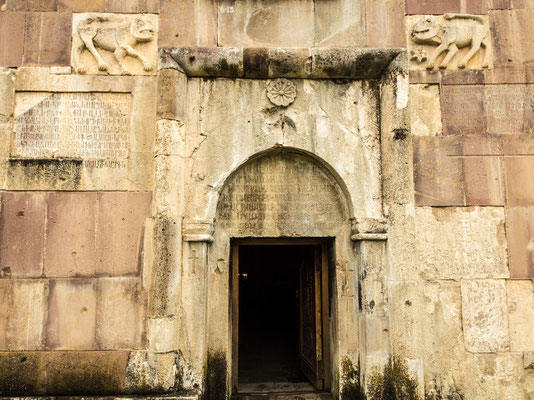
xmin=461 ymin=279 xmax=509 ymax=353
xmin=413 ymin=136 xmax=465 ymax=206
xmin=72 ymin=13 xmax=158 ymax=76
xmin=0 ymin=12 xmax=25 ymax=67
xmin=416 ymin=207 xmax=508 ymax=279
xmin=158 ymin=0 xmax=216 ymax=47
xmin=218 ymin=0 xmax=314 ymax=48
xmin=46 ymin=279 xmax=97 ymax=350
xmin=125 ymin=351 xmax=178 ymax=393
xmin=96 ymin=278 xmax=145 ymax=349
xmin=313 ymin=0 xmax=366 ymax=47
xmin=0 ymin=279 xmax=8 ymax=348
xmin=485 ymin=84 xmax=534 ymax=135
xmin=441 ymin=85 xmax=487 ymax=135
xmin=58 ymin=0 xmax=106 ymax=11
xmin=45 ymin=192 xmax=96 ymax=277
xmin=157 ymin=68 xmax=187 ymax=120
xmin=96 ymin=192 xmax=152 ymax=276
xmin=147 ymin=316 xmax=180 ymax=353
xmin=507 ymin=280 xmax=534 ymax=352
xmin=7 ymin=0 xmax=57 ymax=11
xmin=13 ymin=92 xmax=131 ymax=159
xmin=21 ymin=12 xmax=72 ymax=66
xmin=409 ymin=84 xmax=442 ymax=136
xmin=406 ymin=15 xmax=493 ymax=71
xmin=506 ymin=206 xmax=534 ymax=278
xmin=0 ymin=192 xmax=46 ymax=277
xmin=504 ymin=155 xmax=534 ymax=206
xmin=216 ymin=151 xmax=348 ymax=237
xmin=406 ymin=0 xmax=461 ymax=14
xmin=6 ymin=280 xmax=48 ymax=350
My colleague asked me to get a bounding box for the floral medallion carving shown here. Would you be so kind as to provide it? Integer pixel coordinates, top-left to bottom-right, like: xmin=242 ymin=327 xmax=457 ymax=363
xmin=266 ymin=79 xmax=297 ymax=107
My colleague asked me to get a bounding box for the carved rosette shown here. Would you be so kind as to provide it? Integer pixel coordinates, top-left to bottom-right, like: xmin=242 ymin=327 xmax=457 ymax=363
xmin=266 ymin=79 xmax=297 ymax=107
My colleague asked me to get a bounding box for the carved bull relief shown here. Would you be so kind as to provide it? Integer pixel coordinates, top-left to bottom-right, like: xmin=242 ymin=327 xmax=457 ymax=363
xmin=72 ymin=13 xmax=158 ymax=75
xmin=407 ymin=14 xmax=493 ymax=71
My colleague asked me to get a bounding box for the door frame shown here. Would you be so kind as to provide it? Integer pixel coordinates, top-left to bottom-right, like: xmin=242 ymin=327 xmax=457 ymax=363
xmin=230 ymin=237 xmax=331 ymax=393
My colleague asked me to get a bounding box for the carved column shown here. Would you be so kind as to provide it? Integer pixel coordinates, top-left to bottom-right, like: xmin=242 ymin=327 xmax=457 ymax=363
xmin=180 ymin=220 xmax=214 ymax=390
xmin=352 ymin=218 xmax=390 ymax=386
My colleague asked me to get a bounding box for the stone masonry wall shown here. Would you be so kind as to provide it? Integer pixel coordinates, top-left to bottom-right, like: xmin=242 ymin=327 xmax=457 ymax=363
xmin=0 ymin=0 xmax=533 ymax=399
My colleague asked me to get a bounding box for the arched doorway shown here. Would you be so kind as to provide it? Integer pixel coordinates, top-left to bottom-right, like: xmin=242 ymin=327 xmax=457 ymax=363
xmin=210 ymin=148 xmax=353 ymax=396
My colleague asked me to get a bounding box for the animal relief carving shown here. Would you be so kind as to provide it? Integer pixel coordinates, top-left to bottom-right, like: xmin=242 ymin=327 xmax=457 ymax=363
xmin=73 ymin=14 xmax=157 ymax=75
xmin=409 ymin=14 xmax=492 ymax=70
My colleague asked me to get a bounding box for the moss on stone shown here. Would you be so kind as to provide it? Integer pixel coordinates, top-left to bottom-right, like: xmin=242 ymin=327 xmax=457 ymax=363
xmin=367 ymin=357 xmax=418 ymax=400
xmin=340 ymin=356 xmax=365 ymax=400
xmin=206 ymin=349 xmax=227 ymax=400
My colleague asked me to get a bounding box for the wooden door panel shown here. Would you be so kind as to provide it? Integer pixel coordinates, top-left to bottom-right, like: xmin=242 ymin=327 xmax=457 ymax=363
xmin=298 ymin=245 xmax=324 ymax=389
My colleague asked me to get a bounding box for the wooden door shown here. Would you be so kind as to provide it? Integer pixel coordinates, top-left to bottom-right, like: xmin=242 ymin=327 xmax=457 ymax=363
xmin=298 ymin=245 xmax=324 ymax=389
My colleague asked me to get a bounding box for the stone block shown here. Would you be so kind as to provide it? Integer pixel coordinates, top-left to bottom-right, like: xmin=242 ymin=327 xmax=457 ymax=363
xmin=506 ymin=206 xmax=534 ymax=278
xmin=413 ymin=136 xmax=465 ymax=206
xmin=7 ymin=158 xmax=82 ymax=191
xmin=406 ymin=0 xmax=461 ymax=14
xmin=44 ymin=350 xmax=129 ymax=395
xmin=218 ymin=0 xmax=314 ymax=47
xmin=155 ymin=119 xmax=185 ymax=156
xmin=507 ymin=280 xmax=534 ymax=351
xmin=504 ymin=156 xmax=534 ymax=206
xmin=0 ymin=280 xmax=9 ymax=349
xmin=0 ymin=69 xmax=15 ymax=121
xmin=313 ymin=0 xmax=366 ymax=47
xmin=486 ymin=84 xmax=534 ymax=135
xmin=45 ymin=192 xmax=97 ymax=277
xmin=441 ymin=85 xmax=487 ymax=135
xmin=7 ymin=0 xmax=57 ymax=11
xmin=105 ymin=0 xmax=159 ymax=13
xmin=22 ymin=12 xmax=41 ymax=65
xmin=415 ymin=207 xmax=508 ymax=279
xmin=0 ymin=192 xmax=46 ymax=277
xmin=463 ymin=156 xmax=504 ymax=206
xmin=72 ymin=13 xmax=158 ymax=75
xmin=366 ymin=0 xmax=405 ymax=48
xmin=157 ymin=68 xmax=187 ymax=120
xmin=125 ymin=351 xmax=178 ymax=393
xmin=6 ymin=280 xmax=47 ymax=350
xmin=96 ymin=192 xmax=152 ymax=276
xmin=489 ymin=10 xmax=520 ymax=68
xmin=147 ymin=316 xmax=180 ymax=353
xmin=461 ymin=279 xmax=509 ymax=353
xmin=96 ymin=278 xmax=145 ymax=349
xmin=0 ymin=12 xmax=25 ymax=67
xmin=409 ymin=84 xmax=442 ymax=136
xmin=0 ymin=351 xmax=43 ymax=395
xmin=159 ymin=0 xmax=216 ymax=47
xmin=46 ymin=279 xmax=97 ymax=350
xmin=39 ymin=12 xmax=72 ymax=66
xmin=58 ymin=0 xmax=106 ymax=11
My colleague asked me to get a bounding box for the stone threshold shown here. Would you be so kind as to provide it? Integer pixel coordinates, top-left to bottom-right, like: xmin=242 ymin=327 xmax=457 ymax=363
xmin=160 ymin=47 xmax=406 ymax=79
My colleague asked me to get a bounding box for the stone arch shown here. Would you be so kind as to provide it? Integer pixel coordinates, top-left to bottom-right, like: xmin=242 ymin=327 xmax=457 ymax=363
xmin=215 ymin=147 xmax=353 ymax=237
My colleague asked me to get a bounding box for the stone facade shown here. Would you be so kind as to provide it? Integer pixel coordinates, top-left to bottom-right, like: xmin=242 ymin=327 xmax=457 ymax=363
xmin=0 ymin=1 xmax=533 ymax=400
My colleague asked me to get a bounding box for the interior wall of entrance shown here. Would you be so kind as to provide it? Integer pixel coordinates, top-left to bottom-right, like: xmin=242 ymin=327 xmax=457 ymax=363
xmin=232 ymin=241 xmax=331 ymax=395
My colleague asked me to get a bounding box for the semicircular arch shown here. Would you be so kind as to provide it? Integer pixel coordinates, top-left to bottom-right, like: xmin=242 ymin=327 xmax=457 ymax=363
xmin=215 ymin=147 xmax=353 ymax=237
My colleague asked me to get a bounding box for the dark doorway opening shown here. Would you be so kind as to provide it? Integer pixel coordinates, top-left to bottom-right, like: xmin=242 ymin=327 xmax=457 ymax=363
xmin=232 ymin=240 xmax=331 ymax=395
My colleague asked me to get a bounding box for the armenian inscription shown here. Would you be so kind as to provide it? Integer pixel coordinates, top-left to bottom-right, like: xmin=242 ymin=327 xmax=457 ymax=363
xmin=13 ymin=92 xmax=131 ymax=165
xmin=216 ymin=152 xmax=346 ymax=236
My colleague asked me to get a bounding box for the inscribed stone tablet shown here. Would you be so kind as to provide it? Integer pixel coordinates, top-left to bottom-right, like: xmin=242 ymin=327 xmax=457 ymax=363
xmin=12 ymin=92 xmax=131 ymax=166
xmin=415 ymin=207 xmax=508 ymax=279
xmin=216 ymin=152 xmax=347 ymax=236
xmin=461 ymin=279 xmax=509 ymax=353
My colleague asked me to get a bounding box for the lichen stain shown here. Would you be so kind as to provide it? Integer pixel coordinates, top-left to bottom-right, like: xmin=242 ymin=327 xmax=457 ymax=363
xmin=367 ymin=357 xmax=418 ymax=400
xmin=340 ymin=356 xmax=365 ymax=400
xmin=206 ymin=349 xmax=227 ymax=400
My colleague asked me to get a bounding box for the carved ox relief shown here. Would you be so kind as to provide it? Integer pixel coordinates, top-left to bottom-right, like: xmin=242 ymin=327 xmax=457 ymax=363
xmin=407 ymin=14 xmax=492 ymax=70
xmin=73 ymin=13 xmax=157 ymax=75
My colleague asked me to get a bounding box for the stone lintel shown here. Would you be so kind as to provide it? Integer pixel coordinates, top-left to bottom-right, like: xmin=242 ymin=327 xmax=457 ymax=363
xmin=160 ymin=47 xmax=406 ymax=79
